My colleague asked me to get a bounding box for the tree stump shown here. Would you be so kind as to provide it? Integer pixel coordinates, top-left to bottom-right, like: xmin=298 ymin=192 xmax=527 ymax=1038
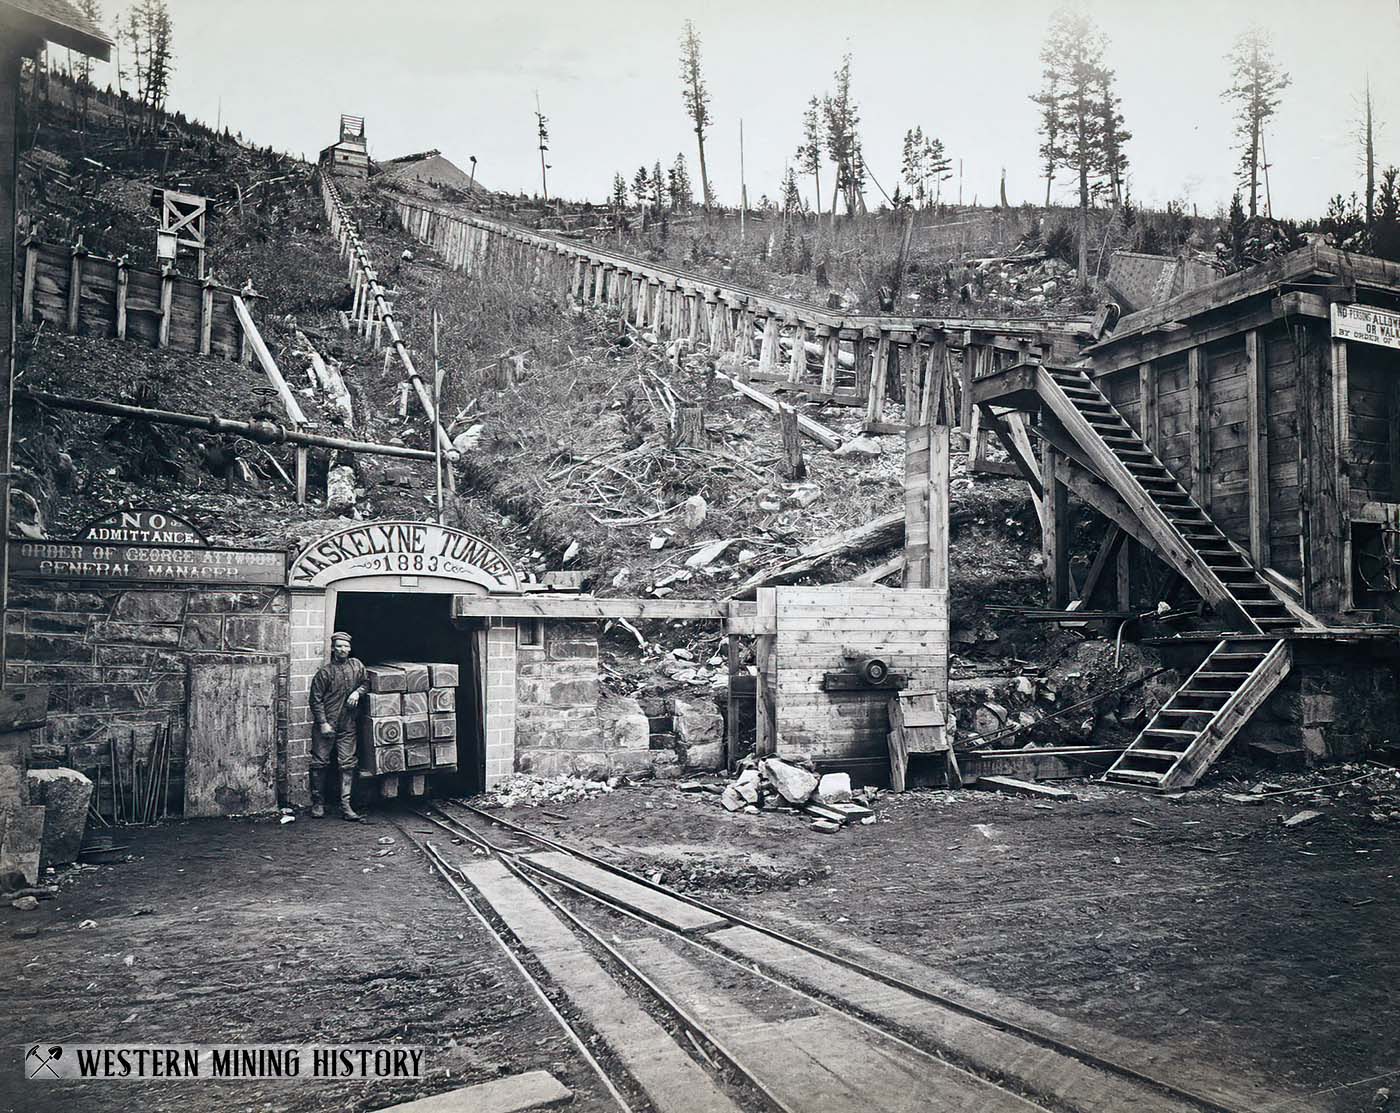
xmin=676 ymin=402 xmax=706 ymax=448
xmin=779 ymin=405 xmax=806 ymax=480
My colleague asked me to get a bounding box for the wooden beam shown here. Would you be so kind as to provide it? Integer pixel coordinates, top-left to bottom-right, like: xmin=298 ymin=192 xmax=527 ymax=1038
xmin=714 ymin=371 xmax=841 ymax=450
xmin=1138 ymin=360 xmax=1157 ymax=450
xmin=451 ymin=596 xmax=728 ymax=621
xmin=1333 ymin=337 xmax=1351 ymax=609
xmin=1076 ymin=526 xmax=1125 ymax=609
xmin=1245 ymin=330 xmax=1268 ymax=566
xmin=754 ymin=588 xmax=778 ymax=757
xmin=1042 ymin=442 xmax=1071 ymax=608
xmin=1187 ymin=346 xmax=1205 ymax=507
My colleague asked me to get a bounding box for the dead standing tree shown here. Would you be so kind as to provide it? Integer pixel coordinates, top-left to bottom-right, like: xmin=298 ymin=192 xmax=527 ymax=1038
xmin=1225 ymin=25 xmax=1290 ymax=220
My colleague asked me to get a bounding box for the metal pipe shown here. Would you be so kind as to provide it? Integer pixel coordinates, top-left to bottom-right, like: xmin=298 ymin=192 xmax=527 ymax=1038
xmin=20 ymin=388 xmax=441 ymax=462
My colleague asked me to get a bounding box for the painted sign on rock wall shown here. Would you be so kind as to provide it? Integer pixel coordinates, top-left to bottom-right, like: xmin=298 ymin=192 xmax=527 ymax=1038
xmin=288 ymin=521 xmax=520 ymax=592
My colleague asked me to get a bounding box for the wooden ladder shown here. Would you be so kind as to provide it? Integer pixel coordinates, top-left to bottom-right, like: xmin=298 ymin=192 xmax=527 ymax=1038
xmin=1036 ymin=365 xmax=1317 ymax=635
xmin=1104 ymin=638 xmax=1292 ymax=790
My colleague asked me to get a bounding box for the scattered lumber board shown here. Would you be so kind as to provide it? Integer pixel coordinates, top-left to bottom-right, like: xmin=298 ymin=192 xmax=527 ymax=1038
xmin=714 ymin=371 xmax=842 ymax=450
xmin=377 ymin=1071 xmax=572 ymax=1113
xmin=733 ymin=509 xmax=903 ymax=597
xmin=888 ymin=690 xmax=958 ymax=792
xmin=974 ymin=775 xmax=1075 ymax=800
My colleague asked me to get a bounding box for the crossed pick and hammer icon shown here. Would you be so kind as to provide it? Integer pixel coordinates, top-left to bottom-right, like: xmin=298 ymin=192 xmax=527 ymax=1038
xmin=26 ymin=1046 xmax=62 ymax=1078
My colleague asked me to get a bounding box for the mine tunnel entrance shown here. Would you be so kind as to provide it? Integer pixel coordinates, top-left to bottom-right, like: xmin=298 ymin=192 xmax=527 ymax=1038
xmin=331 ymin=590 xmax=484 ymax=797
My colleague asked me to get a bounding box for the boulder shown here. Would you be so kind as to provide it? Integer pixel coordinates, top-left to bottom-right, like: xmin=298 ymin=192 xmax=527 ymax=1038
xmin=26 ymin=769 xmax=91 ymax=867
xmin=761 ymin=758 xmax=818 ymax=805
xmin=682 ymin=495 xmax=708 ymax=530
xmin=673 ymin=696 xmax=724 ymax=757
xmin=734 ymin=769 xmax=761 ymax=805
xmin=0 ymin=804 xmax=45 ymax=885
xmin=834 ymin=435 xmax=882 ymax=458
xmin=815 ymin=772 xmax=852 ymax=805
xmin=326 ymin=465 xmax=356 ymax=513
xmin=598 ymin=696 xmax=650 ymax=752
xmin=720 ymin=786 xmax=746 ymax=812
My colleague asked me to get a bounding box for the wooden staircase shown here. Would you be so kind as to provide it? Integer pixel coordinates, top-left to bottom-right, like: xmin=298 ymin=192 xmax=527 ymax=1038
xmin=1036 ymin=365 xmax=1315 ymax=635
xmin=1014 ymin=365 xmax=1317 ymax=790
xmin=1104 ymin=638 xmax=1291 ymax=790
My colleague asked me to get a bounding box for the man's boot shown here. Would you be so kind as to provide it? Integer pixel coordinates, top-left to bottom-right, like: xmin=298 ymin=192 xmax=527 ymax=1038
xmin=339 ymin=770 xmax=362 ymax=822
xmin=309 ymin=768 xmax=325 ymax=818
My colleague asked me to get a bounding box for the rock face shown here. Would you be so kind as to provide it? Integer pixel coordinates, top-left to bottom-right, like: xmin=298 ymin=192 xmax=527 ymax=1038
xmin=673 ymin=697 xmax=724 ymax=771
xmin=761 ymin=758 xmax=818 ymax=804
xmin=26 ymin=768 xmax=91 ymax=867
xmin=815 ymin=772 xmax=852 ymax=804
xmin=599 ymin=696 xmax=649 ymax=752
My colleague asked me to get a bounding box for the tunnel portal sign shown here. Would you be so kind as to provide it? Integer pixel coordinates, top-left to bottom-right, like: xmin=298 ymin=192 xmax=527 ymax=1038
xmin=289 ymin=521 xmax=521 ymax=592
xmin=1332 ymin=302 xmax=1400 ymax=351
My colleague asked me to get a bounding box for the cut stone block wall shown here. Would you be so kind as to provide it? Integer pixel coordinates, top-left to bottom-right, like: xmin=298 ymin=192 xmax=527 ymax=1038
xmin=11 ymin=582 xmax=292 ymax=803
xmin=1239 ymin=643 xmax=1400 ymax=762
xmin=514 ymin=620 xmax=655 ymax=778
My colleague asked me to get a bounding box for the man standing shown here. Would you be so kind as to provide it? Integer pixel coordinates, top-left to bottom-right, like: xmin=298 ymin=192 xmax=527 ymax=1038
xmin=308 ymin=631 xmax=367 ymax=821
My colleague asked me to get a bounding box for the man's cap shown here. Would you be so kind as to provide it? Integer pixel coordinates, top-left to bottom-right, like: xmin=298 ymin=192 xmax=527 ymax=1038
xmin=330 ymin=631 xmax=353 ymax=645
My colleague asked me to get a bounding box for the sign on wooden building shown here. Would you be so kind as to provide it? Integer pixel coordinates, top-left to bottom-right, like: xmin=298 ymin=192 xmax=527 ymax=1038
xmin=1331 ymin=302 xmax=1400 ymax=351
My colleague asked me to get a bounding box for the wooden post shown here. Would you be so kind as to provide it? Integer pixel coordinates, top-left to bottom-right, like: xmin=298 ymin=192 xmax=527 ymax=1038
xmin=958 ymin=338 xmax=976 ymax=432
xmin=820 ymin=326 xmax=839 ymax=394
xmin=779 ymin=404 xmax=805 ymax=480
xmin=20 ymin=237 xmax=36 ymax=323
xmin=114 ymin=257 xmax=129 ymax=341
xmin=1331 ymin=335 xmax=1351 ymax=610
xmin=725 ymin=631 xmax=741 ymax=770
xmin=294 ymin=446 xmax=308 ymax=506
xmin=754 ymin=588 xmax=778 ymax=757
xmin=758 ymin=314 xmax=780 ymax=372
xmin=199 ymin=273 xmax=215 ymax=356
xmin=1138 ymin=360 xmax=1156 ymax=449
xmin=787 ymin=318 xmax=806 ymax=383
xmin=1042 ymin=442 xmax=1071 ymax=607
xmin=1244 ymin=331 xmax=1268 ymax=567
xmin=904 ymin=421 xmax=949 ymax=592
xmin=1116 ymin=539 xmax=1132 ymax=610
xmin=157 ymin=263 xmax=174 ymax=348
xmin=1187 ymin=346 xmax=1205 ymax=506
xmin=863 ymin=329 xmax=891 ymax=429
xmin=66 ymin=239 xmax=85 ymax=334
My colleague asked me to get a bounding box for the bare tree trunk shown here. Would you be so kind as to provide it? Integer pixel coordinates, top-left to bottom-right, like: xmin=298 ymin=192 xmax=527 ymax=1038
xmin=1366 ymin=78 xmax=1376 ymax=238
xmin=779 ymin=405 xmax=805 ymax=480
xmin=1078 ymin=158 xmax=1089 ymax=288
xmin=695 ymin=125 xmax=711 ymax=214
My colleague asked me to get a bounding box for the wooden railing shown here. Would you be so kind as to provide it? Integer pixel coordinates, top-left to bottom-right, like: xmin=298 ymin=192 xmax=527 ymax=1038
xmin=384 ymin=195 xmax=1092 ymax=441
xmin=316 ymin=172 xmax=457 ymax=487
xmin=19 ymin=237 xmax=311 ymax=501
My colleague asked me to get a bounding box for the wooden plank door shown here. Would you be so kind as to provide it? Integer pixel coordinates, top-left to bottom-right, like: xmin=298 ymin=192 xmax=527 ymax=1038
xmin=185 ymin=661 xmax=278 ymax=817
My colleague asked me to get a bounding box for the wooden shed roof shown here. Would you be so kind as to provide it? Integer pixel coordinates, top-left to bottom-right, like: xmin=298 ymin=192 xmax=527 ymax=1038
xmin=0 ymin=0 xmax=112 ymax=58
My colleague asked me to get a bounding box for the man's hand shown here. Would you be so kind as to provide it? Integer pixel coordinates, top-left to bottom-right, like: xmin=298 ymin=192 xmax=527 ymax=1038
xmin=319 ymin=723 xmax=334 ymax=737
xmin=347 ymin=691 xmax=361 ymax=707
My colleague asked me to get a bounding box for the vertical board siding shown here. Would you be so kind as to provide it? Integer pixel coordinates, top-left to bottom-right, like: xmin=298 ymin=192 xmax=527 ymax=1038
xmin=1204 ymin=338 xmax=1251 ymax=547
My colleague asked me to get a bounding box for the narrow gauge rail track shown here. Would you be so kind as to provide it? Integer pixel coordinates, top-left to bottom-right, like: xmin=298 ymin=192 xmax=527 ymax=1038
xmin=397 ymin=800 xmax=1295 ymax=1113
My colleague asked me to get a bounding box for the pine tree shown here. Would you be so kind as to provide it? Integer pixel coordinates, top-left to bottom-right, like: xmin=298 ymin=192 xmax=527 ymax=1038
xmin=1225 ymin=26 xmax=1290 ymax=219
xmin=781 ymin=166 xmax=802 ymax=215
xmin=823 ymin=55 xmax=863 ymax=217
xmin=1031 ymin=8 xmax=1122 ymax=286
xmin=612 ymin=173 xmax=628 ymax=209
xmin=1375 ymin=166 xmax=1400 ymax=262
xmin=796 ymin=97 xmax=824 ymax=217
xmin=926 ymin=136 xmax=952 ymax=204
xmin=668 ymin=153 xmax=693 ymax=210
xmin=901 ymin=127 xmax=925 ymax=204
xmin=1037 ymin=74 xmax=1059 ymax=206
xmin=632 ymin=166 xmax=650 ymax=210
xmin=1226 ymin=190 xmax=1249 ymax=268
xmin=650 ymin=161 xmax=666 ymax=211
xmin=1098 ymin=69 xmax=1130 ymax=206
xmin=678 ymin=21 xmax=713 ymax=211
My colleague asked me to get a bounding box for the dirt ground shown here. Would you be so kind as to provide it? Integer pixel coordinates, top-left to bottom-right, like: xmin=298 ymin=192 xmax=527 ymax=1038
xmin=4 ymin=768 xmax=1396 ymax=1113
xmin=516 ymin=767 xmax=1400 ymax=1113
xmin=0 ymin=814 xmax=613 ymax=1113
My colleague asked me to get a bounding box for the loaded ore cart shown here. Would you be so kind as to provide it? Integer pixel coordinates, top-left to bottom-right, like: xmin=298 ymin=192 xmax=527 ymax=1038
xmin=357 ymin=660 xmax=460 ymax=799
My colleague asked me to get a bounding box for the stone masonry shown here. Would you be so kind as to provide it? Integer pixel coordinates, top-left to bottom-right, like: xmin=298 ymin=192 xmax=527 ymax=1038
xmin=514 ymin=620 xmax=654 ymax=778
xmin=10 ymin=582 xmax=292 ymax=802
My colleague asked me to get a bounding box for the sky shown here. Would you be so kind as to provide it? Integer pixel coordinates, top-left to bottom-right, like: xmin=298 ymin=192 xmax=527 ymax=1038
xmin=79 ymin=0 xmax=1400 ymax=220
